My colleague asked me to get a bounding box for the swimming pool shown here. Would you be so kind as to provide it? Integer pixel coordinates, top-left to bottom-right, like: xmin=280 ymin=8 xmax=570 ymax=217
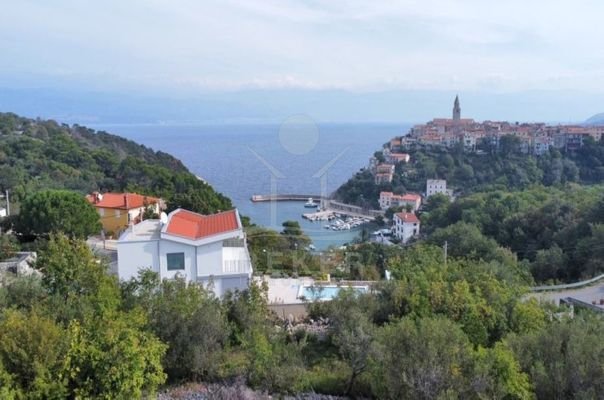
xmin=299 ymin=285 xmax=368 ymax=301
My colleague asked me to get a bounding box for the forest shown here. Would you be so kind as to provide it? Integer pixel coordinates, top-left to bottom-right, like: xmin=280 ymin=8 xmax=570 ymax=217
xmin=422 ymin=185 xmax=604 ymax=283
xmin=1 ymin=234 xmax=602 ymax=399
xmin=0 ymin=112 xmax=231 ymax=214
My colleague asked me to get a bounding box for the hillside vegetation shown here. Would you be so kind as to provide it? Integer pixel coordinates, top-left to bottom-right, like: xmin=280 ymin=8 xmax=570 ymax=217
xmin=1 ymin=235 xmax=602 ymax=399
xmin=336 ymin=137 xmax=604 ymax=206
xmin=336 ymin=138 xmax=604 ymax=283
xmin=423 ymin=185 xmax=604 ymax=283
xmin=0 ymin=112 xmax=231 ymax=214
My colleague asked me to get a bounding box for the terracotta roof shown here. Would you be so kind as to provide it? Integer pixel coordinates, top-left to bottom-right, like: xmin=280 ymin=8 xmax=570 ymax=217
xmin=401 ymin=194 xmax=421 ymax=202
xmin=166 ymin=209 xmax=239 ymax=240
xmin=395 ymin=212 xmax=420 ymax=224
xmin=86 ymin=192 xmax=159 ymax=210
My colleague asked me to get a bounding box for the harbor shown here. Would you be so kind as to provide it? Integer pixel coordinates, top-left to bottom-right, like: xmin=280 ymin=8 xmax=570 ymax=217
xmin=247 ymin=194 xmax=384 ymax=249
xmin=302 ymin=208 xmax=372 ymax=231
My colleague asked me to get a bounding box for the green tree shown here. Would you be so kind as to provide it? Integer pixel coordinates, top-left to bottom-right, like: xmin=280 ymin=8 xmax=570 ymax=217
xmin=14 ymin=190 xmax=101 ymax=240
xmin=0 ymin=275 xmax=47 ymax=312
xmin=530 ymin=245 xmax=567 ymax=283
xmin=245 ymin=226 xmax=288 ymax=272
xmin=224 ymin=281 xmax=272 ymax=340
xmin=0 ymin=308 xmax=68 ymax=398
xmin=62 ymin=313 xmax=166 ymax=399
xmin=370 ymin=317 xmax=475 ymax=399
xmin=0 ymin=234 xmax=18 ymax=260
xmin=427 ymin=222 xmax=516 ymax=267
xmin=317 ymin=289 xmax=377 ymax=395
xmin=507 ymin=316 xmax=604 ymax=399
xmin=0 ymin=360 xmax=21 ymax=400
xmin=472 ymin=343 xmax=534 ymax=400
xmin=499 ymin=135 xmax=523 ymax=156
xmin=122 ymin=273 xmax=228 ymax=381
xmin=34 ymin=234 xmax=120 ymax=319
xmin=245 ymin=329 xmax=306 ymax=393
xmin=281 ymin=220 xmax=311 ymax=250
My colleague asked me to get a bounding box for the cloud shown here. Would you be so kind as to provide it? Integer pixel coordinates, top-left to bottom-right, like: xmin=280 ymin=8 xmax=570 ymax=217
xmin=0 ymin=0 xmax=603 ymax=94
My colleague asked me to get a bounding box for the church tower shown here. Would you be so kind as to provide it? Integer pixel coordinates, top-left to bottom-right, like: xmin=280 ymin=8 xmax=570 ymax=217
xmin=452 ymin=95 xmax=461 ymax=122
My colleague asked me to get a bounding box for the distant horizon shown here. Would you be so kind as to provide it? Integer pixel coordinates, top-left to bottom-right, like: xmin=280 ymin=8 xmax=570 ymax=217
xmin=1 ymin=86 xmax=602 ymax=127
xmin=3 ymin=1 xmax=604 ymax=126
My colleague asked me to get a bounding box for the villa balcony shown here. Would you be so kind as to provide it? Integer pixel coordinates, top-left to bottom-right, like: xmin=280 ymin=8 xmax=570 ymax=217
xmin=222 ymin=246 xmax=253 ymax=274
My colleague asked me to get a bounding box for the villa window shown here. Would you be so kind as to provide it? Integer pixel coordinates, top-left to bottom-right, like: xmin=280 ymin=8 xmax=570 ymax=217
xmin=223 ymin=238 xmax=244 ymax=247
xmin=166 ymin=252 xmax=185 ymax=271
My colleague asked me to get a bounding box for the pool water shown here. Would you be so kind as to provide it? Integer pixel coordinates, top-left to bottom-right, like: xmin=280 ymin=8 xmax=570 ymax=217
xmin=301 ymin=285 xmax=368 ymax=301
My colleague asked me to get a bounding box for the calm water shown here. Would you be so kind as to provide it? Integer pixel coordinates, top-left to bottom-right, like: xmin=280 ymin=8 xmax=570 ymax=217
xmin=94 ymin=123 xmax=408 ymax=249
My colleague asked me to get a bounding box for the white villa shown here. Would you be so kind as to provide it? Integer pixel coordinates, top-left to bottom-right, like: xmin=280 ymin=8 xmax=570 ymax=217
xmin=117 ymin=208 xmax=252 ymax=297
xmin=393 ymin=212 xmax=420 ymax=243
xmin=426 ymin=179 xmax=448 ymax=197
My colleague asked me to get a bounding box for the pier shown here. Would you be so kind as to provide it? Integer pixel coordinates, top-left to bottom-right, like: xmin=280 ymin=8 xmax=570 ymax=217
xmin=251 ymin=194 xmax=384 ymax=220
xmin=251 ymin=194 xmax=328 ymax=202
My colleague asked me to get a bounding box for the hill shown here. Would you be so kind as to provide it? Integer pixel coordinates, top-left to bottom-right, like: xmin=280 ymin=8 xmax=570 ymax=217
xmin=336 ymin=138 xmax=604 ymax=207
xmin=0 ymin=112 xmax=232 ymax=214
xmin=585 ymin=112 xmax=604 ymax=125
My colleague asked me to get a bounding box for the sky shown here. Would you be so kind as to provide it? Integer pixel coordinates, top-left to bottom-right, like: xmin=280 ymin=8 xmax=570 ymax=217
xmin=1 ymin=1 xmax=604 ymax=123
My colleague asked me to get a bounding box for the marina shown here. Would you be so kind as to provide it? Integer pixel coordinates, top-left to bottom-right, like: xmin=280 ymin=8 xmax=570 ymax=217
xmin=302 ymin=208 xmax=371 ymax=231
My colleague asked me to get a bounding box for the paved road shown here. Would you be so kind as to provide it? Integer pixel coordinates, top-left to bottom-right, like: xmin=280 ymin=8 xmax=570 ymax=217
xmin=528 ymin=283 xmax=604 ymax=310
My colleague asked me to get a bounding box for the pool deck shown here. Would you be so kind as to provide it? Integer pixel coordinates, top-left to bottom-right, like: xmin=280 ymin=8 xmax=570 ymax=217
xmin=257 ymin=276 xmax=374 ymax=305
xmin=257 ymin=277 xmax=315 ymax=304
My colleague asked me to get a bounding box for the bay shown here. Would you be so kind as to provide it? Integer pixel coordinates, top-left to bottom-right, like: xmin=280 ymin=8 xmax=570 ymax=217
xmin=93 ymin=123 xmax=409 ymax=249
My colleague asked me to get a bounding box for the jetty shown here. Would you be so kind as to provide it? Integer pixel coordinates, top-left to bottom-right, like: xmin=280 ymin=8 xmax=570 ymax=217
xmin=251 ymin=194 xmax=384 ymax=220
xmin=251 ymin=194 xmax=328 ymax=202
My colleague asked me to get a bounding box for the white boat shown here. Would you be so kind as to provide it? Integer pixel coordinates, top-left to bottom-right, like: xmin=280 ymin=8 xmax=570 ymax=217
xmin=304 ymin=197 xmax=318 ymax=208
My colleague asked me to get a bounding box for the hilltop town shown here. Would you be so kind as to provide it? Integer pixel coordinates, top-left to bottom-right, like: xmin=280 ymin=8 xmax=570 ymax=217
xmin=369 ymin=96 xmax=604 ymax=186
xmin=397 ymin=95 xmax=604 ymax=154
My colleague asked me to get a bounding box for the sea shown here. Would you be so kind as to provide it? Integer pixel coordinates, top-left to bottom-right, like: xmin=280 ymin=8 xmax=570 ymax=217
xmin=93 ymin=122 xmax=410 ymax=250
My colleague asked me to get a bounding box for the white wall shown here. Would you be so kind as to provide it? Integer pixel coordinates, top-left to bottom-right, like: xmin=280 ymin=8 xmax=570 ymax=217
xmin=427 ymin=179 xmax=447 ymax=197
xmin=198 ymin=275 xmax=250 ymax=297
xmin=393 ymin=218 xmax=420 ymax=244
xmin=118 ymin=232 xmax=252 ymax=297
xmin=196 ymin=240 xmax=223 ymax=277
xmin=117 ymin=240 xmax=160 ymax=281
xmin=158 ymin=240 xmax=197 ymax=281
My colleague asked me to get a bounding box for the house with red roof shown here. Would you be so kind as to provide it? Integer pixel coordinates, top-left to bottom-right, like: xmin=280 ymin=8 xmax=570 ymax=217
xmin=393 ymin=212 xmax=420 ymax=244
xmin=379 ymin=192 xmax=422 ymax=211
xmin=117 ymin=208 xmax=252 ymax=297
xmin=86 ymin=192 xmax=162 ymax=236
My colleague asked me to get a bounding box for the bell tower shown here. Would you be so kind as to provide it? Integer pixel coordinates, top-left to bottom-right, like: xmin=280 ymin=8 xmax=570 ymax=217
xmin=452 ymin=95 xmax=461 ymax=122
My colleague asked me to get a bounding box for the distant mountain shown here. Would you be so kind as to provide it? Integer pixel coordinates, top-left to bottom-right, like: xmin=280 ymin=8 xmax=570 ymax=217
xmin=3 ymin=87 xmax=604 ymax=125
xmin=585 ymin=113 xmax=604 ymax=125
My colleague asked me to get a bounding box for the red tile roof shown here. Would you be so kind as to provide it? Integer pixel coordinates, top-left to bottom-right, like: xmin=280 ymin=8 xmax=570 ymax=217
xmin=395 ymin=212 xmax=420 ymax=223
xmin=166 ymin=209 xmax=239 ymax=240
xmin=86 ymin=192 xmax=159 ymax=210
xmin=401 ymin=194 xmax=421 ymax=202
